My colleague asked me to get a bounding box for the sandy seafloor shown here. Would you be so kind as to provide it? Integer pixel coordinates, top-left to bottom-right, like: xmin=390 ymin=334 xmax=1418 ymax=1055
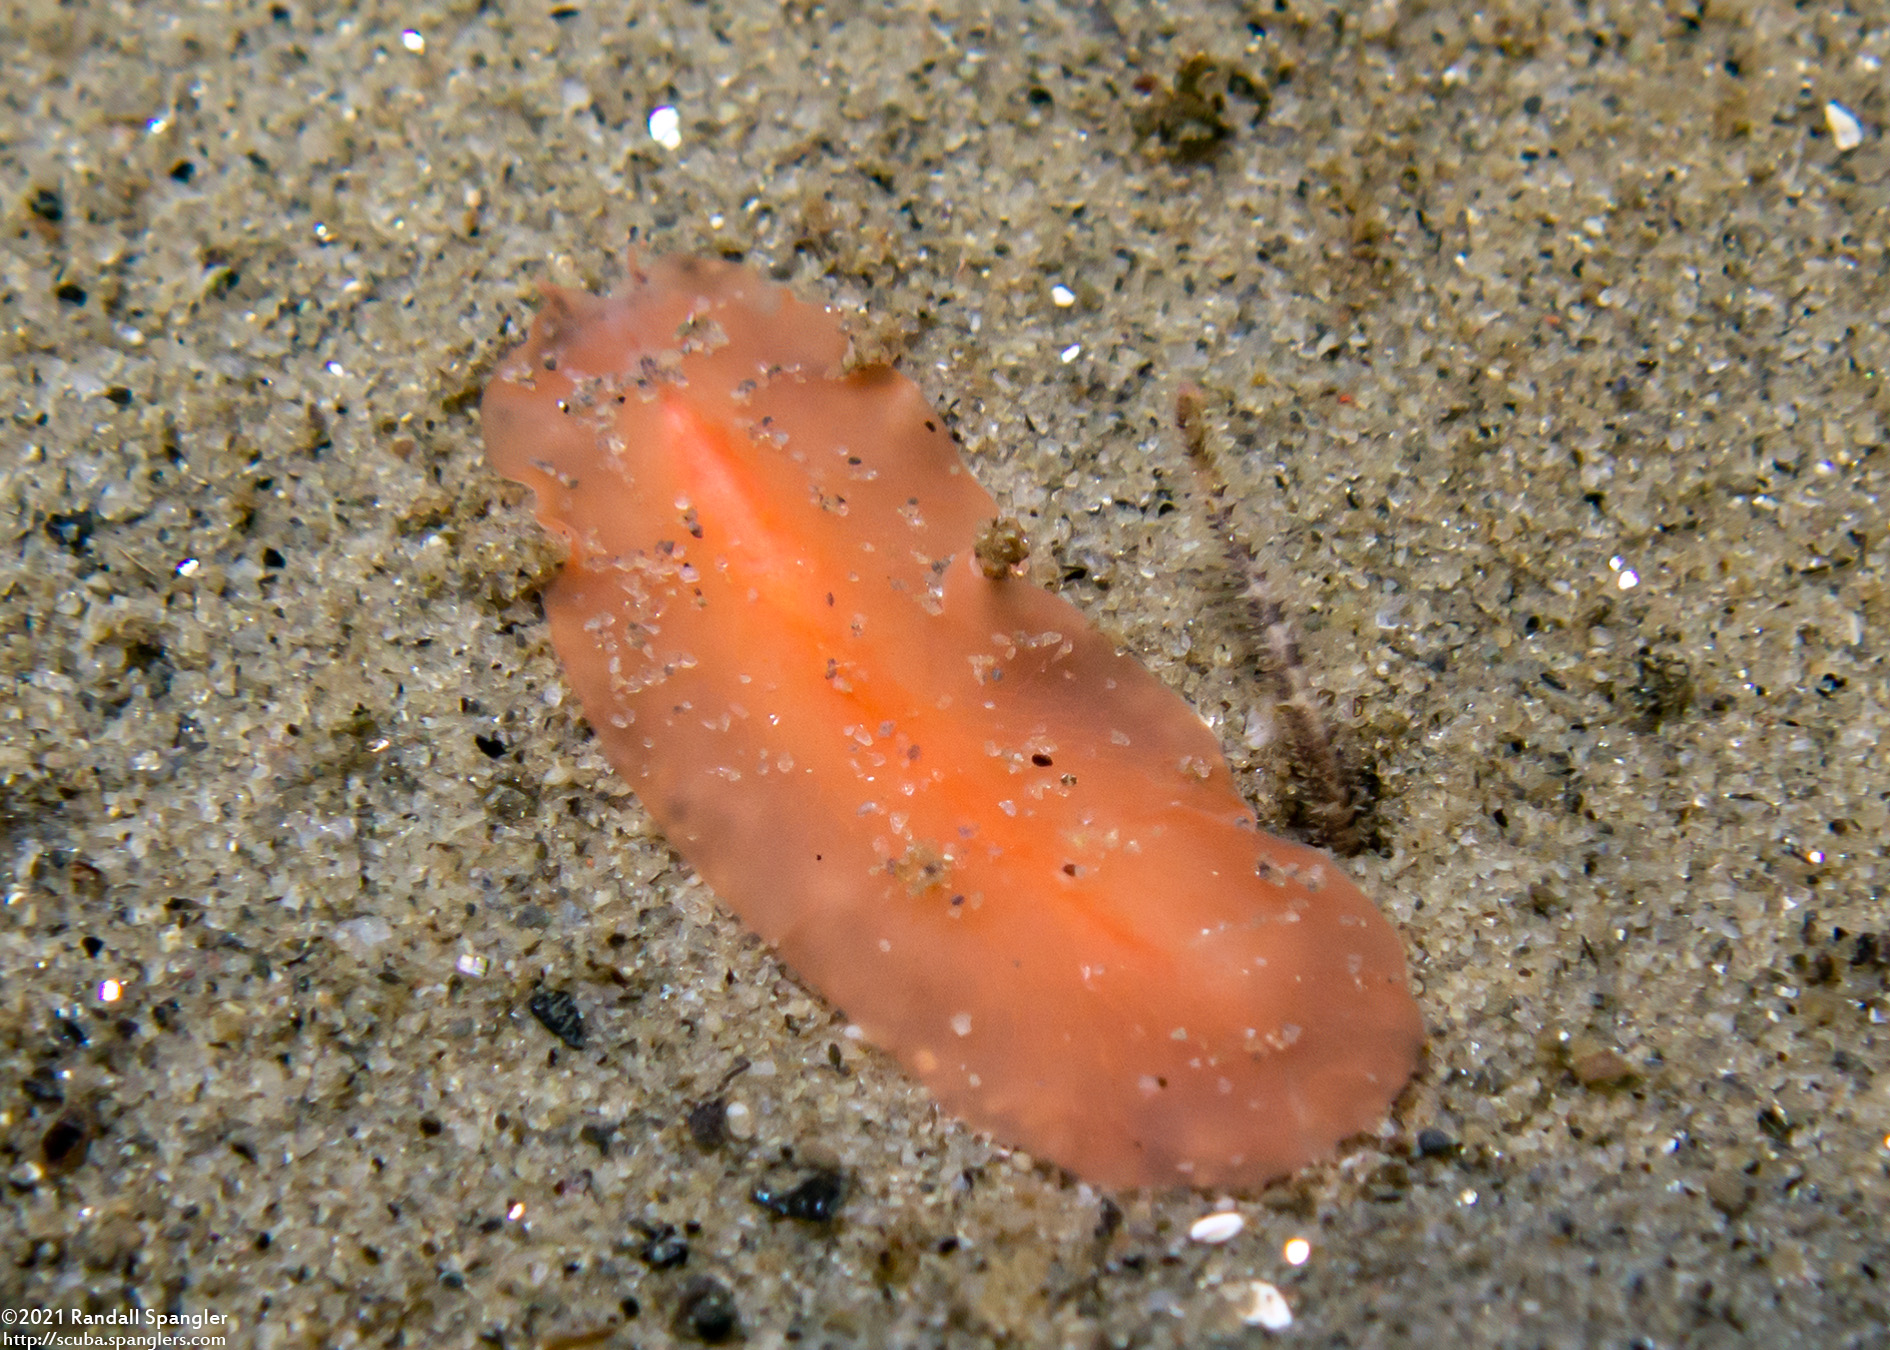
xmin=3 ymin=0 xmax=1889 ymax=1345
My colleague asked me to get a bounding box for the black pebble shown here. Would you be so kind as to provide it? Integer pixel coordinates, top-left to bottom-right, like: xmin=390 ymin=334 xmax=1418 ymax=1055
xmin=1416 ymin=1128 xmax=1459 ymax=1159
xmin=41 ymin=1111 xmax=90 ymax=1171
xmin=686 ymin=1097 xmax=727 ymax=1149
xmin=674 ymin=1275 xmax=738 ymax=1344
xmin=637 ymin=1223 xmax=689 ymax=1270
xmin=528 ymin=988 xmax=586 ymax=1049
xmin=44 ymin=511 xmax=94 ymax=554
xmin=752 ymin=1167 xmax=846 ymax=1223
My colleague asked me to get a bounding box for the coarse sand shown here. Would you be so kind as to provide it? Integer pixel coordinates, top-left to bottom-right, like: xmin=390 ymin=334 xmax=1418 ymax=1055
xmin=3 ymin=2 xmax=1887 ymax=1345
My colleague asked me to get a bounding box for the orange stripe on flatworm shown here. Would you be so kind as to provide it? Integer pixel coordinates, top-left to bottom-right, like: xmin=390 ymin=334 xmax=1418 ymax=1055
xmin=483 ymin=254 xmax=1424 ymax=1189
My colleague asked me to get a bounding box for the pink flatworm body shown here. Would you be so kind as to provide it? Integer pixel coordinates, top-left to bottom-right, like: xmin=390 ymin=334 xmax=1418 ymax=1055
xmin=482 ymin=255 xmax=1423 ymax=1188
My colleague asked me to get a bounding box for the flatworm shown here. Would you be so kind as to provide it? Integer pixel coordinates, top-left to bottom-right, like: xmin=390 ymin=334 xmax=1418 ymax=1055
xmin=482 ymin=255 xmax=1424 ymax=1189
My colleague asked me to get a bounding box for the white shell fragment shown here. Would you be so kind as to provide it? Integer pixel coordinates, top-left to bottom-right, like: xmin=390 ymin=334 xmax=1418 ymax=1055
xmin=1188 ymin=1210 xmax=1245 ymax=1244
xmin=1826 ymin=101 xmax=1864 ymax=151
xmin=648 ymin=105 xmax=683 ymax=151
xmin=1237 ymin=1280 xmax=1294 ymax=1331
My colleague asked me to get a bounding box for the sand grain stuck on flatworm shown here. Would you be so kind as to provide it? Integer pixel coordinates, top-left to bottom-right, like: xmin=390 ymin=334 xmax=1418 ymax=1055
xmin=482 ymin=255 xmax=1424 ymax=1188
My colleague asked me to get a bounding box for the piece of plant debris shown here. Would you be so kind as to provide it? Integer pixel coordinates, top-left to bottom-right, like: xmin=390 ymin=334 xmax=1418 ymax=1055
xmin=1134 ymin=54 xmax=1269 ymax=164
